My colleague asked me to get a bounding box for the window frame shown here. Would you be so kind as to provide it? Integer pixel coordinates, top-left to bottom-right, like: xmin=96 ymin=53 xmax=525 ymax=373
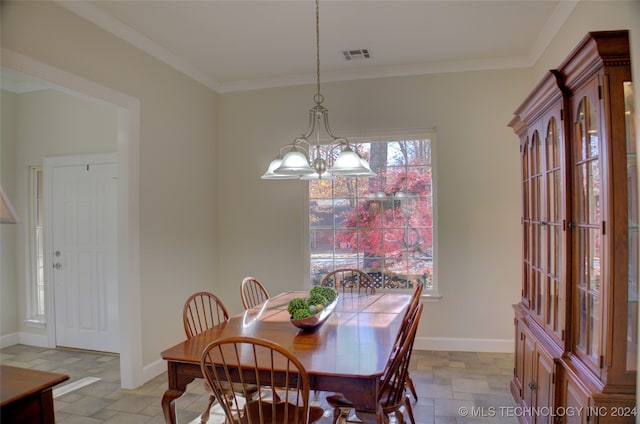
xmin=26 ymin=166 xmax=46 ymax=325
xmin=304 ymin=129 xmax=440 ymax=299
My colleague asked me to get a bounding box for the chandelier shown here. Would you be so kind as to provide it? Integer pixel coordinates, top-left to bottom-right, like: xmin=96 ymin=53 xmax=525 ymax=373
xmin=261 ymin=0 xmax=375 ymax=180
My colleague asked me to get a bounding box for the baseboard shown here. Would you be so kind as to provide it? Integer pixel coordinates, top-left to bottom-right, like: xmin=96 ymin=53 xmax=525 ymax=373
xmin=0 ymin=332 xmax=50 ymax=349
xmin=0 ymin=333 xmax=19 ymax=349
xmin=143 ymin=357 xmax=168 ymax=383
xmin=19 ymin=332 xmax=50 ymax=348
xmin=414 ymin=336 xmax=514 ymax=353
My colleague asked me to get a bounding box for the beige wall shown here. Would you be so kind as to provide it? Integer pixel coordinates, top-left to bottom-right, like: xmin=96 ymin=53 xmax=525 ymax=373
xmin=1 ymin=0 xmax=638 ymax=385
xmin=0 ymin=88 xmax=118 ymax=338
xmin=1 ymin=91 xmax=19 ymax=335
xmin=217 ymin=68 xmax=528 ymax=347
xmin=1 ymin=0 xmax=219 ymax=372
xmin=533 ymin=1 xmax=640 ymax=81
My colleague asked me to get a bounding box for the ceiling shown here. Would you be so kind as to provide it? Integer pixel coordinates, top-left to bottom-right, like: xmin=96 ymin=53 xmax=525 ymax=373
xmin=13 ymin=1 xmax=580 ymax=93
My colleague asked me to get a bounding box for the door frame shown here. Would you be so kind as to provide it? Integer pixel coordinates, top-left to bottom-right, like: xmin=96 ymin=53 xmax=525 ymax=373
xmin=2 ymin=48 xmax=143 ymax=389
xmin=44 ymin=153 xmax=118 ymax=353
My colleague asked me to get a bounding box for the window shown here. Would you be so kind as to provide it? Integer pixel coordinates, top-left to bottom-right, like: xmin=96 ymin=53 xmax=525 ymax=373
xmin=309 ymin=132 xmax=437 ymax=294
xmin=28 ymin=166 xmax=45 ymax=321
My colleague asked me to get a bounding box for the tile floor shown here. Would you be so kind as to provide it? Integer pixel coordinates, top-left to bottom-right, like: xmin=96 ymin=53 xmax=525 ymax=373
xmin=0 ymin=344 xmax=517 ymax=423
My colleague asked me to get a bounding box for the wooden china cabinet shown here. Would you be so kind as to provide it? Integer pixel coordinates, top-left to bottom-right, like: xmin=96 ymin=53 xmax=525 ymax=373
xmin=509 ymin=30 xmax=637 ymax=423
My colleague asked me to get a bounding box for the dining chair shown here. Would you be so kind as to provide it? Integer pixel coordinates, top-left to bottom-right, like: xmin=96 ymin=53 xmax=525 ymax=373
xmin=327 ymin=303 xmax=423 ymax=424
xmin=402 ymin=281 xmax=423 ymax=403
xmin=241 ymin=277 xmax=271 ymax=310
xmin=200 ymin=336 xmax=325 ymax=424
xmin=183 ymin=292 xmax=256 ymax=424
xmin=183 ymin=291 xmax=230 ymax=338
xmin=320 ymin=268 xmax=375 ymax=294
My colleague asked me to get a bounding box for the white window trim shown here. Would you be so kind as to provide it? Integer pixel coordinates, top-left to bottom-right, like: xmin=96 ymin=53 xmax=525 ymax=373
xmin=26 ymin=166 xmax=45 ymax=324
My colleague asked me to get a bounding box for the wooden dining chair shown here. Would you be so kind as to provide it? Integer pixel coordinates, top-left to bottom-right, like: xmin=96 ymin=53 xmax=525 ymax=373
xmin=241 ymin=277 xmax=271 ymax=310
xmin=200 ymin=336 xmax=325 ymax=424
xmin=183 ymin=291 xmax=230 ymax=338
xmin=402 ymin=281 xmax=423 ymax=403
xmin=327 ymin=303 xmax=423 ymax=424
xmin=183 ymin=292 xmax=256 ymax=424
xmin=320 ymin=268 xmax=375 ymax=294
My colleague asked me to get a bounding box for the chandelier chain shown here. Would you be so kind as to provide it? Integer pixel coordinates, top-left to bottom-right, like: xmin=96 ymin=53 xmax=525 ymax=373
xmin=261 ymin=0 xmax=375 ymax=180
xmin=315 ymin=0 xmax=321 ymax=105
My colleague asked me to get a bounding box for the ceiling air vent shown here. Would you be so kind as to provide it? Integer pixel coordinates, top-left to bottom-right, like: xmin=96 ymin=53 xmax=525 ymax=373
xmin=342 ymin=49 xmax=371 ymax=61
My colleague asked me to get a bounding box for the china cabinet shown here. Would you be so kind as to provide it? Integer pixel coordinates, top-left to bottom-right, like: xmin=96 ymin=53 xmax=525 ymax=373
xmin=509 ymin=30 xmax=637 ymax=423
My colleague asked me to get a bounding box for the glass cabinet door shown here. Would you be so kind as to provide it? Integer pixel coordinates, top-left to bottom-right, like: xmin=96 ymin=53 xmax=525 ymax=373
xmin=625 ymin=81 xmax=638 ymax=372
xmin=522 ymin=137 xmax=531 ymax=308
xmin=545 ymin=115 xmax=564 ymax=342
xmin=530 ymin=130 xmax=544 ymax=320
xmin=526 ymin=107 xmax=567 ymax=344
xmin=573 ymin=90 xmax=602 ymax=372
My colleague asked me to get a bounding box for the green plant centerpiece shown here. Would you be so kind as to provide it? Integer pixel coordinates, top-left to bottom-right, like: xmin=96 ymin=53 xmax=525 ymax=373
xmin=288 ymin=286 xmax=338 ymax=329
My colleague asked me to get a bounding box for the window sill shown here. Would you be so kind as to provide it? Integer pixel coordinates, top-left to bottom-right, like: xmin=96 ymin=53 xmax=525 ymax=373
xmin=24 ymin=319 xmax=46 ymax=329
xmin=375 ymin=288 xmax=442 ymax=302
xmin=421 ymin=293 xmax=442 ymax=303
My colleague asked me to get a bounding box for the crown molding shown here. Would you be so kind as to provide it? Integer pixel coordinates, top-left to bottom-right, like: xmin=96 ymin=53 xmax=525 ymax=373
xmin=55 ymin=0 xmax=221 ymax=92
xmin=55 ymin=0 xmax=577 ymax=94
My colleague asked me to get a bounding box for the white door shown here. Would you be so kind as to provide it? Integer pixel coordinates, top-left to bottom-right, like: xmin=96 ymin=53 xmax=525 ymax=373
xmin=48 ymin=155 xmax=119 ymax=353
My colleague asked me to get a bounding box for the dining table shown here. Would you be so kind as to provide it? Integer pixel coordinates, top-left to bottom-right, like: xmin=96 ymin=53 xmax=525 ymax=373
xmin=160 ymin=290 xmax=411 ymax=424
xmin=0 ymin=365 xmax=70 ymax=424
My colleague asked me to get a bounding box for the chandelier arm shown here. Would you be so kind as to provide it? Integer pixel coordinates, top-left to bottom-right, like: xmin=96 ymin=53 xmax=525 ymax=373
xmin=291 ymin=138 xmax=311 ymax=156
xmin=321 ymin=112 xmax=350 ymax=146
xmin=300 ymin=108 xmax=319 ymax=140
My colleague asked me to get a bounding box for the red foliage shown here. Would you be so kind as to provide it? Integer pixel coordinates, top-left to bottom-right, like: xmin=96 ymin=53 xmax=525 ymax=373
xmin=334 ymin=166 xmax=433 ymax=269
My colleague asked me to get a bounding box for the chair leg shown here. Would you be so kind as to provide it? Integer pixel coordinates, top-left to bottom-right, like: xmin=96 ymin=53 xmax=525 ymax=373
xmin=333 ymin=407 xmax=350 ymax=424
xmin=404 ymin=395 xmax=416 ymax=424
xmin=395 ymin=410 xmax=405 ymax=424
xmin=200 ymin=395 xmax=216 ymax=424
xmin=406 ymin=373 xmax=418 ymax=402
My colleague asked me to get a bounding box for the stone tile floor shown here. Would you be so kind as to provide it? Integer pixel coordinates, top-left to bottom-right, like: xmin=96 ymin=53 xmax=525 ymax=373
xmin=0 ymin=344 xmax=517 ymax=423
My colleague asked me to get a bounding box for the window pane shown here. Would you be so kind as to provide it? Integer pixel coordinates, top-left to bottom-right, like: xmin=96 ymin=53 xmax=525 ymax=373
xmin=30 ymin=167 xmax=45 ymax=318
xmin=309 ymin=136 xmax=436 ymax=291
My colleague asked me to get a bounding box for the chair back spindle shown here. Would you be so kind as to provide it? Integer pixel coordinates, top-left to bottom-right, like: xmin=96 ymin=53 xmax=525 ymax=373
xmin=320 ymin=268 xmax=375 ymax=294
xmin=183 ymin=291 xmax=230 ymax=338
xmin=200 ymin=336 xmax=324 ymax=423
xmin=241 ymin=277 xmax=271 ymax=310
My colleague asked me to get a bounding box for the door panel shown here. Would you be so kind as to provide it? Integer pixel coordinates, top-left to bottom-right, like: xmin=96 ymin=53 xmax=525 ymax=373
xmin=534 ymin=347 xmax=555 ymax=424
xmin=50 ymin=158 xmax=118 ymax=353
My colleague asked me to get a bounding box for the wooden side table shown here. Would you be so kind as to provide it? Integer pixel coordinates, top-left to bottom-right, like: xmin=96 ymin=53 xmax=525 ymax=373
xmin=1 ymin=365 xmax=69 ymax=424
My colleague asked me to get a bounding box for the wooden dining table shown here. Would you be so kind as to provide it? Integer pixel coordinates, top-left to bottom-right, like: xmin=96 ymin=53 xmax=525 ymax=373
xmin=160 ymin=291 xmax=411 ymax=424
xmin=0 ymin=365 xmax=70 ymax=424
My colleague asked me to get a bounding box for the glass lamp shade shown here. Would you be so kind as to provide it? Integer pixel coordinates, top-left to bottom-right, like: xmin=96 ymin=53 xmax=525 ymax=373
xmin=261 ymin=159 xmax=299 ymax=180
xmin=275 ymin=151 xmax=315 ymax=175
xmin=328 ymin=148 xmax=372 ymax=176
xmin=300 ymin=170 xmax=335 ymax=180
xmin=350 ymin=158 xmax=376 ymax=177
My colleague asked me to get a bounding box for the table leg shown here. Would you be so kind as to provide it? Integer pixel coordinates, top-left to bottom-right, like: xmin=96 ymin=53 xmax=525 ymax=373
xmin=162 ymin=389 xmax=184 ymax=424
xmin=162 ymin=361 xmax=199 ymax=423
xmin=355 ymin=404 xmax=384 ymax=424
